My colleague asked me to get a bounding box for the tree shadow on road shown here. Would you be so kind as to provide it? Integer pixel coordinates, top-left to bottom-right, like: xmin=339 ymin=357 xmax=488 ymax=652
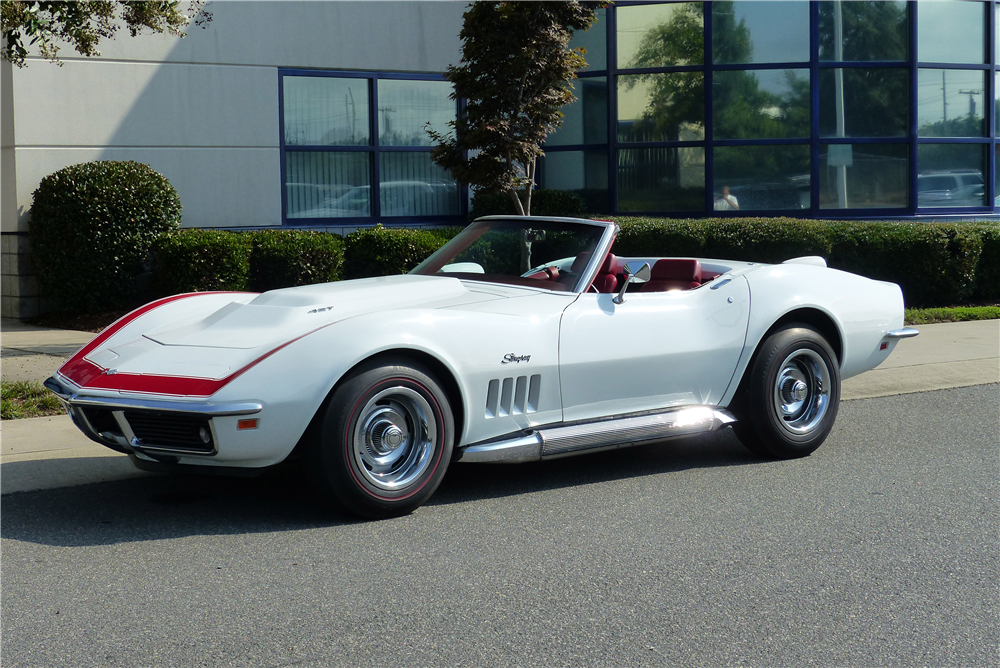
xmin=1 ymin=429 xmax=762 ymax=548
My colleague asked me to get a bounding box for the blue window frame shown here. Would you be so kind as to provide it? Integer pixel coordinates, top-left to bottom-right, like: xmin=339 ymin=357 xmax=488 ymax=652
xmin=540 ymin=1 xmax=999 ymax=218
xmin=278 ymin=70 xmax=467 ymax=226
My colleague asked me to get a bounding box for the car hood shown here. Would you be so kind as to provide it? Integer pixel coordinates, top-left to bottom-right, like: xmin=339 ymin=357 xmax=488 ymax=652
xmin=143 ymin=274 xmax=488 ymax=350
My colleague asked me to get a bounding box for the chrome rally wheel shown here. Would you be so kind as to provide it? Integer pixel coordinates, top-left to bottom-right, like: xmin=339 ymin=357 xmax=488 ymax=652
xmin=307 ymin=358 xmax=454 ymax=519
xmin=772 ymin=348 xmax=832 ymax=437
xmin=732 ymin=324 xmax=841 ymax=459
xmin=352 ymin=387 xmax=437 ymax=492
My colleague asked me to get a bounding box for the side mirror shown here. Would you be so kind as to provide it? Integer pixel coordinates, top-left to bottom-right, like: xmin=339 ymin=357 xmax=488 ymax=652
xmin=613 ymin=262 xmax=651 ymax=305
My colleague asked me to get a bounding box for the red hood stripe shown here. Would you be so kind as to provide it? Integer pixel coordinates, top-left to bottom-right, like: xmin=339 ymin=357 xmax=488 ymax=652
xmin=59 ymin=292 xmax=258 ymax=394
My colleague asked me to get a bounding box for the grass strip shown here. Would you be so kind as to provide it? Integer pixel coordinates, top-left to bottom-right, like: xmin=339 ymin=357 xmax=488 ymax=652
xmin=1 ymin=380 xmax=66 ymax=420
xmin=905 ymin=305 xmax=1000 ymax=326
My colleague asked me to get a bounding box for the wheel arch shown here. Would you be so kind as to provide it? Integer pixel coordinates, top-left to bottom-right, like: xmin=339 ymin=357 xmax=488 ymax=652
xmin=728 ymin=306 xmax=843 ymax=412
xmin=292 ymin=346 xmax=466 ymax=459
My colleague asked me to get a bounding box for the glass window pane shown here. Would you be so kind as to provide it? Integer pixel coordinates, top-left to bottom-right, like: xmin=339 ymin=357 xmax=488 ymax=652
xmin=918 ymin=144 xmax=987 ymax=207
xmin=615 ymin=2 xmax=705 ymax=69
xmin=286 ymin=152 xmax=371 ymax=218
xmin=572 ymin=7 xmax=606 ymax=71
xmin=712 ymin=1 xmax=809 ymax=64
xmin=820 ymin=144 xmax=909 ymax=209
xmin=818 ymin=1 xmax=908 ymax=61
xmin=820 ymin=68 xmax=909 ymax=138
xmin=617 ymin=73 xmax=704 ymax=143
xmin=547 ymin=78 xmax=607 ymax=146
xmin=918 ymin=69 xmax=987 ymax=137
xmin=713 ymin=69 xmax=810 ymax=139
xmin=377 ymin=79 xmax=455 ymax=147
xmin=995 ymin=146 xmax=999 ymax=209
xmin=618 ymin=147 xmax=705 ymax=212
xmin=713 ymin=146 xmax=810 ymax=211
xmin=918 ymin=0 xmax=986 ymax=64
xmin=617 ymin=3 xmax=704 ymax=68
xmin=283 ymin=77 xmax=370 ymax=146
xmin=379 ymin=153 xmax=459 ymax=216
xmin=540 ymin=150 xmax=609 ymax=213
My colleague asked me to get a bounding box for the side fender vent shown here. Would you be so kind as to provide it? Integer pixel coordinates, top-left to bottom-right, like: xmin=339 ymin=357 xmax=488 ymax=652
xmin=486 ymin=375 xmax=540 ymax=418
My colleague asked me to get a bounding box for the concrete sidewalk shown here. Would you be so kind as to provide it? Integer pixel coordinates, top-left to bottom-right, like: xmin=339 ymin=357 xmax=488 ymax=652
xmin=1 ymin=317 xmax=998 ymax=495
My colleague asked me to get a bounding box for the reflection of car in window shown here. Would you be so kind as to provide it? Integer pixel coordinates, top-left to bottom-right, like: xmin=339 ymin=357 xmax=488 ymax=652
xmin=917 ymin=171 xmax=985 ymax=208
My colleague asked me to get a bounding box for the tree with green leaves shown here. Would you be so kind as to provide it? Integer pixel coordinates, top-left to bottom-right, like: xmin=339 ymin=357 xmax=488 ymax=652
xmin=1 ymin=1 xmax=211 ymax=68
xmin=428 ymin=1 xmax=600 ymax=216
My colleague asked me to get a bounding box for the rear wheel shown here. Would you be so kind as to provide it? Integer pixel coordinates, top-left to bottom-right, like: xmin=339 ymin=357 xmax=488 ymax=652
xmin=732 ymin=324 xmax=840 ymax=459
xmin=307 ymin=357 xmax=454 ymax=519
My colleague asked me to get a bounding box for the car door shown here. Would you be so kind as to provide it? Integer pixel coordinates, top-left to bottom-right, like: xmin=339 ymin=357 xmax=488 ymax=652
xmin=558 ymin=276 xmax=750 ymax=423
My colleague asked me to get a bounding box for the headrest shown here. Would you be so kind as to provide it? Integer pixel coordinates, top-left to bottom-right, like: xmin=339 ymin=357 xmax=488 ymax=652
xmin=599 ymin=253 xmax=617 ymax=275
xmin=570 ymin=251 xmax=592 ymax=274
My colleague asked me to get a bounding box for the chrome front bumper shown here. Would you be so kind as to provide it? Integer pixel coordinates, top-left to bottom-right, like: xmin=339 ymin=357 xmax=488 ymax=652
xmin=44 ymin=375 xmax=262 ymax=458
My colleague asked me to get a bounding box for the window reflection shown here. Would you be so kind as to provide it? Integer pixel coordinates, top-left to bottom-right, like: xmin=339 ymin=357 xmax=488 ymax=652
xmin=820 ymin=144 xmax=908 ymax=209
xmin=377 ymin=79 xmax=455 ymax=147
xmin=618 ymin=148 xmax=705 ymax=212
xmin=618 ymin=73 xmax=704 ymax=143
xmin=378 ymin=153 xmax=459 ymax=217
xmin=286 ymin=152 xmax=371 ymax=218
xmin=712 ymin=1 xmax=809 ymax=64
xmin=571 ymin=7 xmax=606 ymax=71
xmin=819 ymin=68 xmax=909 ymax=138
xmin=818 ymin=1 xmax=908 ymax=62
xmin=283 ymin=77 xmax=370 ymax=146
xmin=714 ymin=146 xmax=809 ymax=211
xmin=713 ymin=69 xmax=809 ymax=139
xmin=918 ymin=144 xmax=987 ymax=208
xmin=918 ymin=0 xmax=986 ymax=64
xmin=547 ymin=78 xmax=607 ymax=146
xmin=540 ymin=151 xmax=609 ymax=213
xmin=918 ymin=70 xmax=986 ymax=137
xmin=617 ymin=3 xmax=703 ymax=68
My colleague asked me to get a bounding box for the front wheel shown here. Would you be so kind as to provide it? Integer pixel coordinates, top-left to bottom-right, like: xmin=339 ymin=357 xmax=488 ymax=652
xmin=306 ymin=357 xmax=454 ymax=519
xmin=732 ymin=324 xmax=840 ymax=459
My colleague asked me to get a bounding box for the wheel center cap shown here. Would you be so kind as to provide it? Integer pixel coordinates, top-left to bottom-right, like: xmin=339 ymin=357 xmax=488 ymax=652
xmin=791 ymin=380 xmax=808 ymax=401
xmin=370 ymin=420 xmax=405 ymax=453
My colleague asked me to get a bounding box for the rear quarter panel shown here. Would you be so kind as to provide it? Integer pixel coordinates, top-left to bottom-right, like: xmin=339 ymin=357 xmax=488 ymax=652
xmin=720 ymin=264 xmax=905 ymax=407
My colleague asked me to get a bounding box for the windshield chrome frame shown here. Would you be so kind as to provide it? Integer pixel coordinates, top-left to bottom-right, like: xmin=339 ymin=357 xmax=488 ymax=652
xmin=429 ymin=216 xmax=619 ymax=294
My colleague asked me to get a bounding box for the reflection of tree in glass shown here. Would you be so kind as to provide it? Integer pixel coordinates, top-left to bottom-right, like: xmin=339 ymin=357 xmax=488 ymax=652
xmin=621 ymin=2 xmax=704 ymax=142
xmin=818 ymin=1 xmax=907 ymax=61
xmin=715 ymin=69 xmax=809 ymax=140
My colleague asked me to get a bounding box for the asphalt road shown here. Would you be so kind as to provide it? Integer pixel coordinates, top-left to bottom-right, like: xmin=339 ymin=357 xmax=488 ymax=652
xmin=2 ymin=385 xmax=998 ymax=668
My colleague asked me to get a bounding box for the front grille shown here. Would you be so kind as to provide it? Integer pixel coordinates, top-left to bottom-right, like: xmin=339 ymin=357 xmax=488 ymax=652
xmin=123 ymin=410 xmax=215 ymax=453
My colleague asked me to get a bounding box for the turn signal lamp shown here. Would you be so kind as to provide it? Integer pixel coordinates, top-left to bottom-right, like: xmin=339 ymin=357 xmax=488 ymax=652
xmin=237 ymin=419 xmax=259 ymax=431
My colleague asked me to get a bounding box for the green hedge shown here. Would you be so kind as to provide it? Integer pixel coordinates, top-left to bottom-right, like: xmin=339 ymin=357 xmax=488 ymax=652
xmin=248 ymin=230 xmax=344 ymax=292
xmin=30 ymin=161 xmax=181 ymax=312
xmin=151 ymin=229 xmax=252 ymax=295
xmin=342 ymin=225 xmax=461 ymax=279
xmin=974 ymin=224 xmax=1000 ymax=301
xmin=612 ymin=217 xmax=998 ymax=307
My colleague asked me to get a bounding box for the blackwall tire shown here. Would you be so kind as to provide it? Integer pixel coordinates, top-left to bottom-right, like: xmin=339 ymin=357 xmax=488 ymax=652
xmin=307 ymin=357 xmax=454 ymax=519
xmin=734 ymin=324 xmax=840 ymax=459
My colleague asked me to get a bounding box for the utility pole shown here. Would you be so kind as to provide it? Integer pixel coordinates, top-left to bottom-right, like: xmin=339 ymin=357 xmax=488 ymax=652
xmin=957 ymin=89 xmax=982 ymax=120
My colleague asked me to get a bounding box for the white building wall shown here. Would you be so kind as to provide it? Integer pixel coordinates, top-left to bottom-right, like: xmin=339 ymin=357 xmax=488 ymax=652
xmin=1 ymin=1 xmax=465 ymax=317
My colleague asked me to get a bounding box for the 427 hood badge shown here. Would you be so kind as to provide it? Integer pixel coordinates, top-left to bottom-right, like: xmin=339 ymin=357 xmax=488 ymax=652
xmin=502 ymin=353 xmax=531 ymax=364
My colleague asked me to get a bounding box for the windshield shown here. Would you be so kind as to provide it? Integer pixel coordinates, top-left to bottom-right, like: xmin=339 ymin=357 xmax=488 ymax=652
xmin=411 ymin=218 xmax=609 ymax=292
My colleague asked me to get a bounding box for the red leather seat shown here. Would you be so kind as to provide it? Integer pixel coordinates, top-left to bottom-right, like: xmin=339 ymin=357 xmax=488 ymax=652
xmin=641 ymin=259 xmax=702 ymax=292
xmin=592 ymin=253 xmax=618 ymax=293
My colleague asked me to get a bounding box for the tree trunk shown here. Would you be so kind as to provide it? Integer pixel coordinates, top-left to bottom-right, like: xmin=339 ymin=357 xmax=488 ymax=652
xmin=507 ymin=189 xmax=525 ymax=216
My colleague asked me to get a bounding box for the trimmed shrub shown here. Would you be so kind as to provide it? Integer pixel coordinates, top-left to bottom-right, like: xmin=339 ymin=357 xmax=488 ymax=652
xmin=248 ymin=230 xmax=344 ymax=292
xmin=151 ymin=229 xmax=251 ymax=295
xmin=827 ymin=222 xmax=982 ymax=307
xmin=30 ymin=160 xmax=181 ymax=312
xmin=974 ymin=224 xmax=1000 ymax=301
xmin=342 ymin=225 xmax=460 ymax=279
xmin=469 ymin=189 xmax=586 ymax=219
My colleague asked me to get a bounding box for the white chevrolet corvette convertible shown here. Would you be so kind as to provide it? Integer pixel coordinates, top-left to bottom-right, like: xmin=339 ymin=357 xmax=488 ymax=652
xmin=47 ymin=216 xmax=918 ymax=518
